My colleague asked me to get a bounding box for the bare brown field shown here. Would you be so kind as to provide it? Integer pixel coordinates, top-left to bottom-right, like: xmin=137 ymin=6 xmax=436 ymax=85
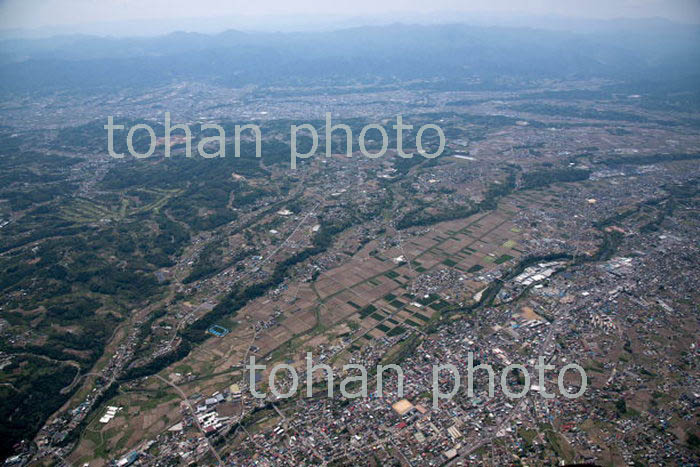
xmin=85 ymin=205 xmax=534 ymax=460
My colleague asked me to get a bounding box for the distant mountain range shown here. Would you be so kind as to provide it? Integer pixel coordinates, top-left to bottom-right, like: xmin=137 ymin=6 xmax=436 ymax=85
xmin=1 ymin=21 xmax=699 ymax=94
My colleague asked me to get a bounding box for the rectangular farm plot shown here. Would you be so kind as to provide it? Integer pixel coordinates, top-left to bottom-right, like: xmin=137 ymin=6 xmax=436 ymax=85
xmin=396 ymin=309 xmax=415 ymax=321
xmin=439 ymin=238 xmax=468 ymax=255
xmin=414 ymin=251 xmax=444 ymax=269
xmin=502 ymin=240 xmax=517 ymax=249
xmin=407 ymin=235 xmax=439 ymax=250
xmin=284 ymin=311 xmax=316 ymax=333
xmin=314 ymin=277 xmax=347 ymax=299
xmin=404 ymin=318 xmax=422 ymax=328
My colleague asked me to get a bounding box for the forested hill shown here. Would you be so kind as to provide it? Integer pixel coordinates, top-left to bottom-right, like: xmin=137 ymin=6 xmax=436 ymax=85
xmin=1 ymin=21 xmax=699 ymax=94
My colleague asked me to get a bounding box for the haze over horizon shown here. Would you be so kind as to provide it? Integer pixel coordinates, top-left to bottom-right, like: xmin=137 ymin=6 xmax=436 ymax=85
xmin=1 ymin=0 xmax=700 ymax=38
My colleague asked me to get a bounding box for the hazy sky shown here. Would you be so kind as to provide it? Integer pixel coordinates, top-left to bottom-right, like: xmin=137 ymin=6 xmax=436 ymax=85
xmin=1 ymin=0 xmax=700 ymax=32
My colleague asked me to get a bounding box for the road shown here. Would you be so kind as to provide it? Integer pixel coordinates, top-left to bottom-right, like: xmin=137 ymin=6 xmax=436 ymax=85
xmin=154 ymin=374 xmax=223 ymax=465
